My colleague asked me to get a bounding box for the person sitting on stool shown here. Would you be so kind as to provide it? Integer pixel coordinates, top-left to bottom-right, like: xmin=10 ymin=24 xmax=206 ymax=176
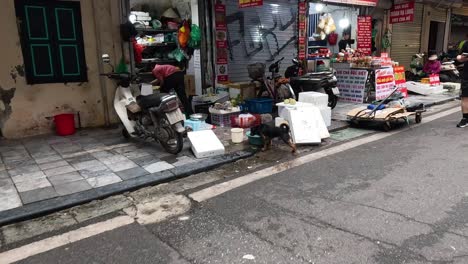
xmin=151 ymin=64 xmax=193 ymax=115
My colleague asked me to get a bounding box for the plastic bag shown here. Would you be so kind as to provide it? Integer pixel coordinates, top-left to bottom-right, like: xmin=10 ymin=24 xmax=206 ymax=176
xmin=171 ymin=48 xmax=186 ymax=62
xmin=178 ymin=20 xmax=191 ymax=49
xmin=116 ymin=57 xmax=128 ymax=73
xmin=189 ymin=24 xmax=201 ymax=49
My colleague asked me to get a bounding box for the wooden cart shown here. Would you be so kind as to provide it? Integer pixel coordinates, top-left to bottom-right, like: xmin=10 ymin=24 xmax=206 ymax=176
xmin=347 ymin=106 xmax=424 ymax=131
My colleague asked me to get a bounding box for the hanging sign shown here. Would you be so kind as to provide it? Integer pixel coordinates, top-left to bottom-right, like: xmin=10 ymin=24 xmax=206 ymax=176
xmin=239 ymin=0 xmax=263 ymax=8
xmin=217 ymin=64 xmax=228 ymax=82
xmin=429 ymin=74 xmax=440 ymax=86
xmin=298 ymin=2 xmax=307 ymax=60
xmin=215 ymin=2 xmax=228 ymax=83
xmin=393 ymin=66 xmax=408 ymax=97
xmin=215 ymin=4 xmax=227 ymax=30
xmin=357 ymin=16 xmax=372 ymax=55
xmin=390 ymin=1 xmax=415 ymax=24
xmin=323 ymin=0 xmax=377 ymax=7
xmin=336 ymin=69 xmax=369 ymax=103
xmin=375 ymin=68 xmax=396 ymax=100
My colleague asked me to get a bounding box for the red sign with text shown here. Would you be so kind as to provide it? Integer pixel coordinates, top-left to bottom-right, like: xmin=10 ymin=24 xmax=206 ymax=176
xmin=298 ymin=2 xmax=307 ymax=60
xmin=215 ymin=4 xmax=226 ymax=30
xmin=239 ymin=0 xmax=263 ymax=8
xmin=430 ymin=74 xmax=440 ymax=86
xmin=390 ymin=1 xmax=414 ymax=24
xmin=357 ymin=16 xmax=372 ymax=55
xmin=393 ymin=66 xmax=408 ymax=97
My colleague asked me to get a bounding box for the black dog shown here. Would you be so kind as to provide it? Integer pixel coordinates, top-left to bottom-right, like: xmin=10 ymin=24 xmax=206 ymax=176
xmin=250 ymin=123 xmax=296 ymax=153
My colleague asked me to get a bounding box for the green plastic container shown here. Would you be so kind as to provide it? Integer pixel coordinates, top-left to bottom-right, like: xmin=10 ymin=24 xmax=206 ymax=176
xmin=246 ymin=131 xmax=264 ymax=146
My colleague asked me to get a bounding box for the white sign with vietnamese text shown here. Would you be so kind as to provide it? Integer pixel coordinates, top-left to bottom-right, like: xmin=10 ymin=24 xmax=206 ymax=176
xmin=336 ymin=69 xmax=369 ymax=103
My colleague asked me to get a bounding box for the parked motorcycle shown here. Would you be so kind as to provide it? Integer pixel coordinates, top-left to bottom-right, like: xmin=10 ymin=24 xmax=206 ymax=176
xmin=101 ymin=54 xmax=185 ymax=154
xmin=440 ymin=61 xmax=460 ymax=83
xmin=285 ymin=58 xmax=339 ymax=109
xmin=248 ymin=57 xmax=296 ymax=103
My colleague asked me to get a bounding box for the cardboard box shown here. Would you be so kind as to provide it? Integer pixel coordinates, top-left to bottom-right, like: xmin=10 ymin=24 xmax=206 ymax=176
xmin=227 ymin=82 xmax=259 ymax=99
xmin=184 ymin=75 xmax=196 ymax=96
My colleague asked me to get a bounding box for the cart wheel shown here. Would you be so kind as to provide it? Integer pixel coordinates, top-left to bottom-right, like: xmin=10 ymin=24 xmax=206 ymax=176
xmin=383 ymin=122 xmax=391 ymax=132
xmin=415 ymin=114 xmax=422 ymax=124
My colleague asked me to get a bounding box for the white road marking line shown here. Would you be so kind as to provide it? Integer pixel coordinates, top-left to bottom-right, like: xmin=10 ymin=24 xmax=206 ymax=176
xmin=0 ymin=215 xmax=134 ymax=264
xmin=190 ymin=107 xmax=460 ymax=202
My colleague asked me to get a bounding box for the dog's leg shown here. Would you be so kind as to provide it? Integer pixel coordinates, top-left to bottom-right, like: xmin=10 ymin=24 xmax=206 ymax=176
xmin=281 ymin=135 xmax=297 ymax=154
xmin=267 ymin=138 xmax=272 ymax=150
xmin=261 ymin=135 xmax=267 ymax=152
xmin=288 ymin=139 xmax=297 ymax=154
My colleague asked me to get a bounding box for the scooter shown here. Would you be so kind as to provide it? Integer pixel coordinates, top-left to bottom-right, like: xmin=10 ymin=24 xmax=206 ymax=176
xmin=101 ymin=54 xmax=185 ymax=154
xmin=285 ymin=58 xmax=339 ymax=109
xmin=440 ymin=61 xmax=460 ymax=83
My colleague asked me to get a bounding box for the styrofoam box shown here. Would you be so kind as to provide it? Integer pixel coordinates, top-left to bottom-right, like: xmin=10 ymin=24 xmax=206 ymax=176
xmin=282 ymin=106 xmax=330 ymax=142
xmin=319 ymin=106 xmax=332 ymax=127
xmin=298 ymin=92 xmax=329 ymax=108
xmin=406 ymin=82 xmax=444 ymax=96
xmin=277 ymin=102 xmax=331 ymax=128
xmin=188 ymin=130 xmax=225 ymax=159
xmin=442 ymin=82 xmax=461 ymax=91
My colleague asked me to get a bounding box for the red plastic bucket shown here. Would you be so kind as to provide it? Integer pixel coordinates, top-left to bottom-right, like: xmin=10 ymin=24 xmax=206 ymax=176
xmin=54 ymin=114 xmax=76 ymax=136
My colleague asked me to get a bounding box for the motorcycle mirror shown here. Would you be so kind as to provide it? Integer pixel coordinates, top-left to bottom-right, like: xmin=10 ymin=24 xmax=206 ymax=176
xmin=102 ymin=54 xmax=111 ymax=64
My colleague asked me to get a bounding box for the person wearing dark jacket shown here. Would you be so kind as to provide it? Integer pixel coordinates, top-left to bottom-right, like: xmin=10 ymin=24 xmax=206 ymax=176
xmin=338 ymin=32 xmax=353 ymax=53
xmin=456 ymin=39 xmax=468 ymax=128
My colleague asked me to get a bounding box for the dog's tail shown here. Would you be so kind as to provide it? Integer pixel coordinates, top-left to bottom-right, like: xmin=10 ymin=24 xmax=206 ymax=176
xmin=279 ymin=124 xmax=290 ymax=133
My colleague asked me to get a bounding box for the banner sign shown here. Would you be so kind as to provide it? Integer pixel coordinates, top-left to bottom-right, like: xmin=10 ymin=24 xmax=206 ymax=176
xmin=298 ymin=2 xmax=307 ymax=60
xmin=393 ymin=66 xmax=408 ymax=97
xmin=357 ymin=16 xmax=372 ymax=55
xmin=324 ymin=0 xmax=377 ymax=7
xmin=239 ymin=0 xmax=263 ymax=8
xmin=336 ymin=69 xmax=369 ymax=103
xmin=390 ymin=1 xmax=415 ymax=24
xmin=375 ymin=68 xmax=395 ymax=100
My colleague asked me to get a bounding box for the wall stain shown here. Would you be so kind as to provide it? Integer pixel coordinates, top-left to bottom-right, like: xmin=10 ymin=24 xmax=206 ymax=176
xmin=10 ymin=65 xmax=25 ymax=83
xmin=0 ymin=86 xmax=16 ymax=138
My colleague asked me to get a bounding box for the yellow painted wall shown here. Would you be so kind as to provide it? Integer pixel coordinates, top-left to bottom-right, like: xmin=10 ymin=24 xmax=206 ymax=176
xmin=0 ymin=0 xmax=122 ymax=138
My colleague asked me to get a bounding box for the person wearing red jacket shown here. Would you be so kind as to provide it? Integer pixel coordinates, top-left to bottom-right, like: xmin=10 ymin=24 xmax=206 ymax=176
xmin=152 ymin=64 xmax=193 ymax=115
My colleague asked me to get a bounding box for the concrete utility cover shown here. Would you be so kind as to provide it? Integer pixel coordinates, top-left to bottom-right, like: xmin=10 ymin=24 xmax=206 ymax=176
xmin=124 ymin=194 xmax=191 ymax=225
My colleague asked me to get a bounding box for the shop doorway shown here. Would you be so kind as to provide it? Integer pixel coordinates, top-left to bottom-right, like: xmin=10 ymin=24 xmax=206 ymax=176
xmin=428 ymin=21 xmax=445 ymax=52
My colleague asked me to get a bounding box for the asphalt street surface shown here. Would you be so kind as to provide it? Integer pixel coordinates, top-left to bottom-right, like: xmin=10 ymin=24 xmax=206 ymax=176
xmin=10 ymin=111 xmax=468 ymax=264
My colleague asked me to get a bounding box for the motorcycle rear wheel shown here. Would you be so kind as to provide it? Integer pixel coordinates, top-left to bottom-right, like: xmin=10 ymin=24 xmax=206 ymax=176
xmin=158 ymin=119 xmax=184 ymax=155
xmin=160 ymin=131 xmax=183 ymax=155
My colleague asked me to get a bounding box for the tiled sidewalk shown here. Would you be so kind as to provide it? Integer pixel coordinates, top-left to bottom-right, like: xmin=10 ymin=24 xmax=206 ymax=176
xmin=0 ymin=127 xmax=243 ymax=213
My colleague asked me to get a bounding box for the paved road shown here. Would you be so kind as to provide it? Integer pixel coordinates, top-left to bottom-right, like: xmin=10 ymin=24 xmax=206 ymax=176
xmin=7 ymin=110 xmax=468 ymax=264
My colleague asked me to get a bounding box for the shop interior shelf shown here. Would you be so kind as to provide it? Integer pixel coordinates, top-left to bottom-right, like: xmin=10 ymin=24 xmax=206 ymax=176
xmin=140 ymin=42 xmax=176 ymax=47
xmin=140 ymin=58 xmax=178 ymax=64
xmin=137 ymin=28 xmax=178 ymax=34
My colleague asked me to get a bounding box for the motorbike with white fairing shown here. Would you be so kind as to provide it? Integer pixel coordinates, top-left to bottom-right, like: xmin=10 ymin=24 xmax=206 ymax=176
xmin=101 ymin=54 xmax=185 ymax=154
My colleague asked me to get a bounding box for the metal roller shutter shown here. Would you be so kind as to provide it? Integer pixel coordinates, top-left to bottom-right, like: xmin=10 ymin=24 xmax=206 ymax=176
xmin=391 ymin=3 xmax=423 ymax=69
xmin=452 ymin=7 xmax=468 ymax=16
xmin=429 ymin=7 xmax=447 ymax=22
xmin=225 ymin=0 xmax=298 ymax=82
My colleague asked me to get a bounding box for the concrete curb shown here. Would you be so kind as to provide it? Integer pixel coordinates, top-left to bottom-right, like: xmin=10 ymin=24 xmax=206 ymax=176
xmin=0 ymin=150 xmax=255 ymax=226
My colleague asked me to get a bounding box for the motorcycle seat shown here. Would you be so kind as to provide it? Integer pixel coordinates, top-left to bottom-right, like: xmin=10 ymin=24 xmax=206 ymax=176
xmin=136 ymin=93 xmax=169 ymax=109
